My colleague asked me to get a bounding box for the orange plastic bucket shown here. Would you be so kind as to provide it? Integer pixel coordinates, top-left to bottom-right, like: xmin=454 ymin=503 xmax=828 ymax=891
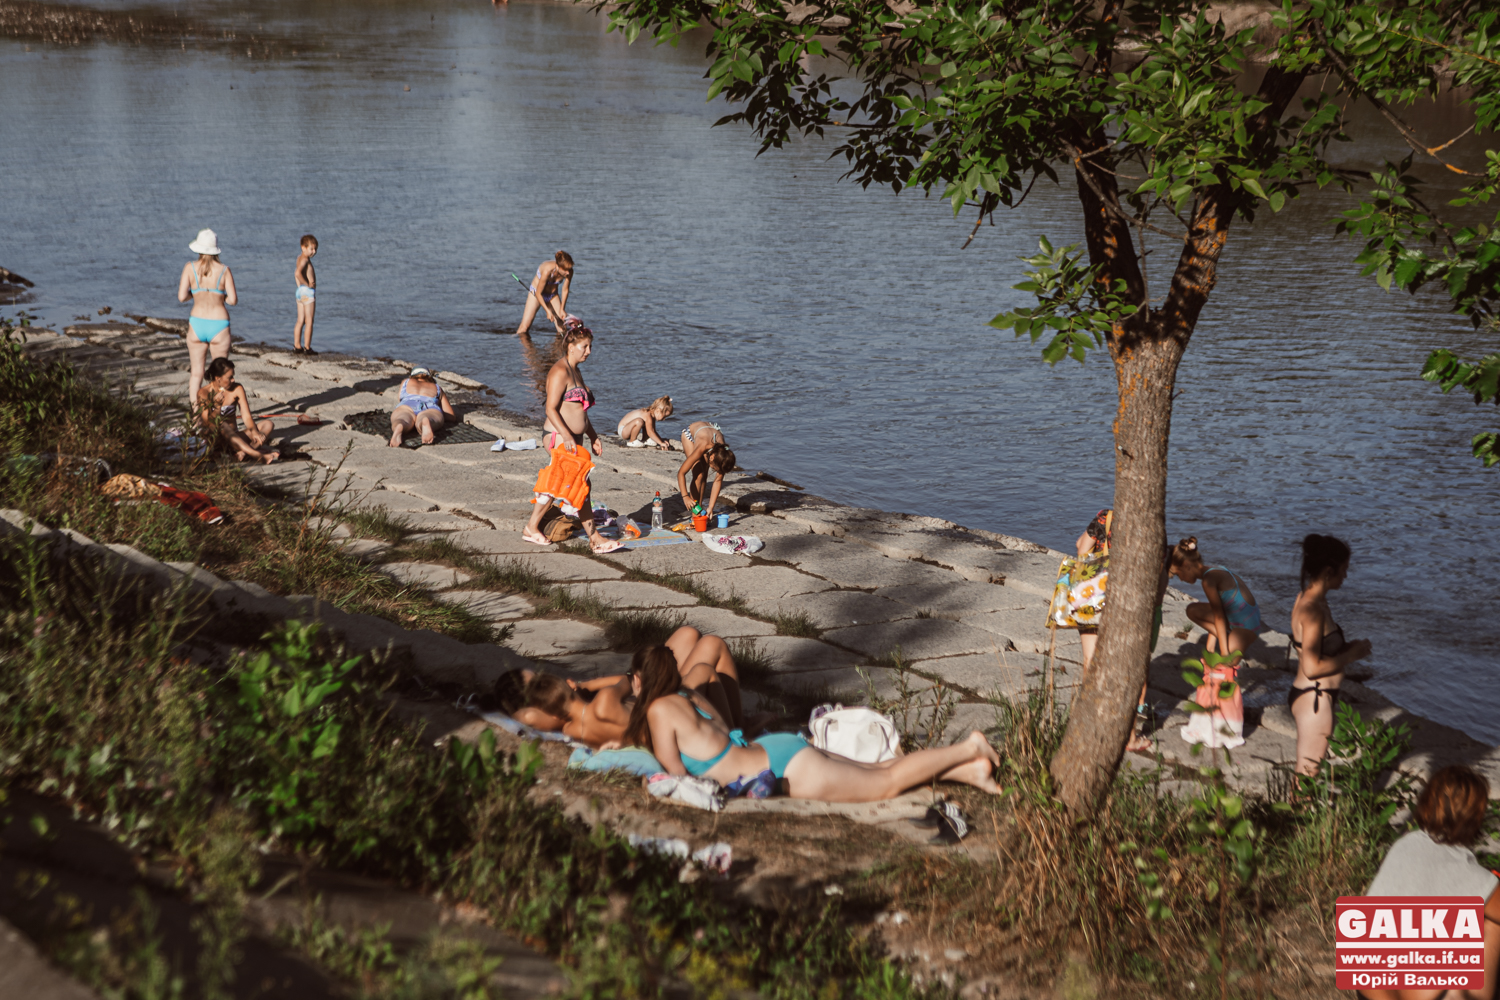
xmin=691 ymin=514 xmax=709 ymax=532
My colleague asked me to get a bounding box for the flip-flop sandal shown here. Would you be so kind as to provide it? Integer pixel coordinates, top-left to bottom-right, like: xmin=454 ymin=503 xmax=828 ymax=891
xmin=919 ymin=801 xmax=970 ymax=843
xmin=522 ymin=532 xmax=552 ymax=546
xmin=591 ymin=539 xmax=625 ymax=554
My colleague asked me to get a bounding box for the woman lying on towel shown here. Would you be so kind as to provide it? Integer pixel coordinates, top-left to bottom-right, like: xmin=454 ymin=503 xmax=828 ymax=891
xmin=500 ymin=626 xmax=758 ymax=745
xmin=614 ymin=647 xmax=1003 ymax=802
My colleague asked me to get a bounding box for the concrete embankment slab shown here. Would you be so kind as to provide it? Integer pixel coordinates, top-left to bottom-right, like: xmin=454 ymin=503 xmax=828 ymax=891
xmin=30 ymin=322 xmax=1500 ymax=801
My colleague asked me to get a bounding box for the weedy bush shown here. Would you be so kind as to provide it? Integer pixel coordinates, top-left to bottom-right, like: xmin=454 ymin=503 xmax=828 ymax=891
xmin=0 ymin=533 xmax=929 ymax=999
xmin=859 ymin=650 xmax=960 ymax=752
xmin=772 ymin=609 xmax=820 ymax=638
xmin=0 ymin=326 xmax=497 ymax=643
xmin=604 ymin=608 xmax=688 ymax=651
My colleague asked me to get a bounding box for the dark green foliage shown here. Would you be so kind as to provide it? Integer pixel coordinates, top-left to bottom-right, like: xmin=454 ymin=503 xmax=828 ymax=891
xmin=0 ymin=534 xmax=927 ymax=998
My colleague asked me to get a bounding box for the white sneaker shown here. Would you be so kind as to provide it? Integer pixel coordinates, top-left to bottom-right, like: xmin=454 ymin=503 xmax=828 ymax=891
xmin=625 ymin=439 xmax=647 ymax=448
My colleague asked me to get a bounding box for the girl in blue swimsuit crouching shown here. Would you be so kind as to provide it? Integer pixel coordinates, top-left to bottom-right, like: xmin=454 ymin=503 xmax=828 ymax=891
xmin=176 ymin=229 xmax=237 ymax=409
xmin=617 ymin=647 xmax=1002 ymax=802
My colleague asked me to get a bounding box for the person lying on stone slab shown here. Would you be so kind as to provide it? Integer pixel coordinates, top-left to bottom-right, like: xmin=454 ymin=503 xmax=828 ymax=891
xmin=497 ymin=625 xmax=763 ymax=745
xmin=390 ymin=367 xmax=455 ymax=447
xmin=611 ymin=646 xmax=1003 ymax=802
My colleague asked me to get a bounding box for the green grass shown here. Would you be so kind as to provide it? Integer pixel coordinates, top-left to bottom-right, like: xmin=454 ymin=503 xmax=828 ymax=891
xmin=339 ymin=504 xmax=413 ymax=543
xmin=604 ymin=609 xmax=688 ymax=651
xmin=0 ymin=319 xmax=500 ymax=645
xmin=772 ymin=609 xmax=821 ymax=638
xmin=727 ymin=637 xmax=775 ymax=683
xmin=0 ymin=531 xmax=933 ymax=1000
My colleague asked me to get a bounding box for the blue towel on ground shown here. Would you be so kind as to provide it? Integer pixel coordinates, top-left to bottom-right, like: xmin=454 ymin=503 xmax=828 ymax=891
xmin=568 ymin=745 xmax=666 ymax=777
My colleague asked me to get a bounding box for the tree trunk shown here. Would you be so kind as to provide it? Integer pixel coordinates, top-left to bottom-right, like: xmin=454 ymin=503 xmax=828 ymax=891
xmin=1047 ymin=66 xmax=1308 ymax=816
xmin=1048 ymin=332 xmax=1181 ymax=814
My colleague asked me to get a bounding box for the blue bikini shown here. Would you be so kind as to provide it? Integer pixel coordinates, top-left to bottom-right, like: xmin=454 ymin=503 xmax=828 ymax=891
xmin=1211 ymin=566 xmax=1261 ymax=631
xmin=677 ymin=704 xmax=810 ymax=780
xmin=188 ymin=267 xmax=230 ymax=343
xmin=398 ymin=379 xmax=442 ymax=413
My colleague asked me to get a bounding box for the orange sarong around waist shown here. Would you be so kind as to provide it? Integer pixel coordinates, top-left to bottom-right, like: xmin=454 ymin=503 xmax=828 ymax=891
xmin=532 ymin=441 xmax=594 ymax=515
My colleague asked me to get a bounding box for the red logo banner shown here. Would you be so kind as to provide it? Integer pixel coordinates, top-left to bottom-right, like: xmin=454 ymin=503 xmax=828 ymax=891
xmin=1336 ymin=896 xmax=1487 ymax=992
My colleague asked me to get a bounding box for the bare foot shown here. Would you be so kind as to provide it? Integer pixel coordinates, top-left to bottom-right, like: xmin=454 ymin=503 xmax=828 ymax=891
xmin=388 ymin=430 xmax=404 ymax=448
xmin=965 ymin=730 xmax=1001 ymax=767
xmin=419 ymin=422 xmax=436 ymax=445
xmin=261 ymin=451 xmax=281 ymax=465
xmin=938 ymin=756 xmax=1002 ymax=794
xmin=1126 ymin=732 xmax=1152 ymax=753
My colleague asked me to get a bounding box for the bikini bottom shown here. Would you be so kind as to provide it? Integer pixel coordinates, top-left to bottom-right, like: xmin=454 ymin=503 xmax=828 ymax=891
xmin=752 ymin=733 xmax=809 ymax=779
xmin=188 ymin=317 xmax=230 ymax=343
xmin=1287 ymin=682 xmax=1340 ymax=713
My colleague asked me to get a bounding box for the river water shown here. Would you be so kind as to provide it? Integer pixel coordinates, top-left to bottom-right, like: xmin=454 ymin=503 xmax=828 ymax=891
xmin=4 ymin=0 xmax=1497 ymax=740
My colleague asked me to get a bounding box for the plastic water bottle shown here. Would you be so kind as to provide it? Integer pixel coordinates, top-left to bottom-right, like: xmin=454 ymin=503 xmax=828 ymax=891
xmin=651 ymin=491 xmax=663 ymax=531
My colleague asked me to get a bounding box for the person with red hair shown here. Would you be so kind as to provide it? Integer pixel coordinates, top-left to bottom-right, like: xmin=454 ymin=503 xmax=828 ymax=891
xmin=1359 ymin=766 xmax=1500 ymax=1000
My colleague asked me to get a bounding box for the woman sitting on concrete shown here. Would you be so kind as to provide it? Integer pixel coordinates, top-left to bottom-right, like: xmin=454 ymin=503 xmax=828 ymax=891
xmin=389 ymin=367 xmax=455 ymax=447
xmin=676 ymin=421 xmax=735 ymax=518
xmin=197 ymin=358 xmax=279 ymax=464
xmin=1169 ymin=537 xmax=1260 ymax=750
xmin=1290 ymin=534 xmax=1373 ymax=778
xmin=617 ymin=647 xmax=1002 ymax=802
xmin=617 ymin=395 xmax=675 ymax=450
xmin=1358 ymin=765 xmax=1500 ymax=1000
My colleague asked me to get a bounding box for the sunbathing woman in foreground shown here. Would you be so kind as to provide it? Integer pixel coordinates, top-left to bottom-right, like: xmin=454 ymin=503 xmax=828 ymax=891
xmin=500 ymin=626 xmax=756 ymax=744
xmin=618 ymin=647 xmax=1002 ymax=801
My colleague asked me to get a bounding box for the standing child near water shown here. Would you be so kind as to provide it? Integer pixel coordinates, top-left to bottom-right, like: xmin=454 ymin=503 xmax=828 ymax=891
xmin=293 ymin=234 xmax=317 ymax=355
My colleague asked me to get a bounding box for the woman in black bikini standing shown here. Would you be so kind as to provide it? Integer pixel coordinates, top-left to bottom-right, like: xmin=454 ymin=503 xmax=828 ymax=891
xmin=1289 ymin=534 xmax=1373 ymax=778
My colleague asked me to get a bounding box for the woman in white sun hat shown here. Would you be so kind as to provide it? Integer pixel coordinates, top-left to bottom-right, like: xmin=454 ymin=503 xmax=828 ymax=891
xmin=176 ymin=228 xmax=237 ymax=408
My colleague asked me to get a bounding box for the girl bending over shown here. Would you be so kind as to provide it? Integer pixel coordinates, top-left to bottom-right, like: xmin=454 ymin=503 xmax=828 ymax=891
xmin=1169 ymin=537 xmax=1260 ymax=749
xmin=676 ymin=422 xmax=735 ymax=518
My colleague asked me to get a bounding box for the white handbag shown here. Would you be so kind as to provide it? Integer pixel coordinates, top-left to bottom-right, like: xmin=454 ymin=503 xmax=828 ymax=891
xmin=808 ymin=705 xmax=901 ymax=763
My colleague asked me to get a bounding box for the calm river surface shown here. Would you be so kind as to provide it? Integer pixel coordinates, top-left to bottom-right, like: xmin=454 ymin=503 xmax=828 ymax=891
xmin=4 ymin=0 xmax=1497 ymax=740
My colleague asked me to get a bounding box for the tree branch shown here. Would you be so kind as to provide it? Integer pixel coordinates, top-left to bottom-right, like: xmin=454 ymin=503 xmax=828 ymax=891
xmin=1064 ymin=143 xmax=1183 ymax=238
xmin=1316 ymin=24 xmax=1483 ymax=177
